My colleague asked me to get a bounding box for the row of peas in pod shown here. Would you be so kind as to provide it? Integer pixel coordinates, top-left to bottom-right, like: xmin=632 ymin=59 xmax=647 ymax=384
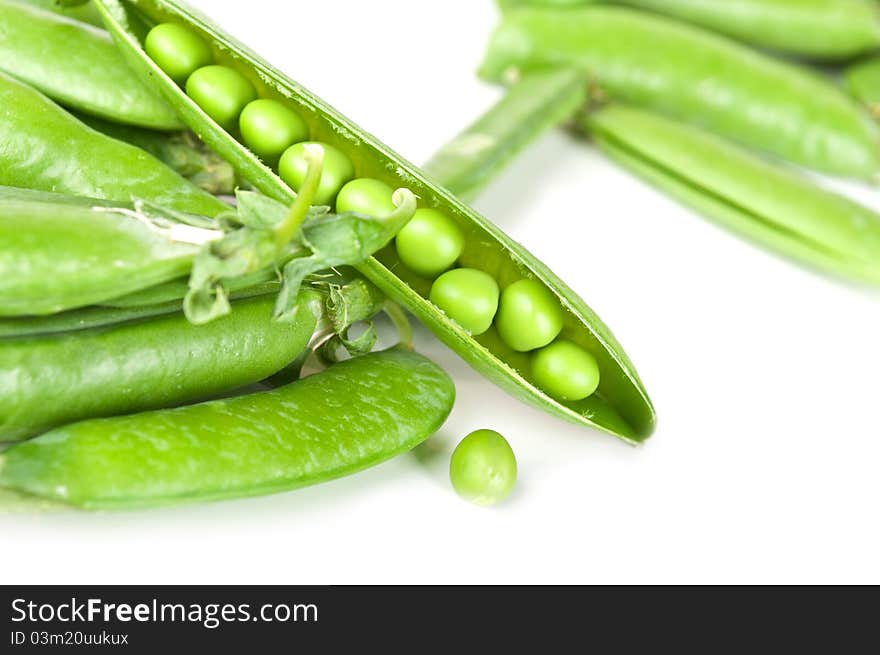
xmin=144 ymin=22 xmax=600 ymax=403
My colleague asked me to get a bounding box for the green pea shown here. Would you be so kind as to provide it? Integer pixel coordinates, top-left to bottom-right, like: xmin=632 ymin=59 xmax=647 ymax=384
xmin=279 ymin=141 xmax=354 ymax=206
xmin=395 ymin=209 xmax=464 ymax=278
xmin=531 ymin=339 xmax=600 ymax=402
xmin=145 ymin=23 xmax=213 ymax=86
xmin=335 ymin=178 xmax=395 ymax=217
xmin=186 ymin=65 xmax=257 ymax=132
xmin=495 ymin=278 xmax=563 ymax=352
xmin=449 ymin=429 xmax=517 ymax=506
xmin=239 ymin=98 xmax=309 ymax=164
xmin=429 ymin=268 xmax=499 ymax=336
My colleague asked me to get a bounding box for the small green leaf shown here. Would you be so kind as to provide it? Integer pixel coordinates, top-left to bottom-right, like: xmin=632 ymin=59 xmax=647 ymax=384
xmin=183 ymin=150 xmax=326 ymax=324
xmin=272 ymin=189 xmax=417 ymax=321
xmin=234 ymin=190 xmax=289 ymax=229
xmin=318 ymin=323 xmax=379 ymax=363
xmin=325 ymin=276 xmax=386 ymax=335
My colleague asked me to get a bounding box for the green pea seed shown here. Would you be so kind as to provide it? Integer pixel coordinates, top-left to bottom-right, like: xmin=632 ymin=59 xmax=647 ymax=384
xmin=144 ymin=23 xmax=213 ymax=86
xmin=531 ymin=339 xmax=600 ymax=402
xmin=395 ymin=209 xmax=464 ymax=278
xmin=238 ymin=99 xmax=309 ymax=164
xmin=279 ymin=141 xmax=354 ymax=206
xmin=449 ymin=429 xmax=517 ymax=506
xmin=186 ymin=65 xmax=257 ymax=132
xmin=335 ymin=178 xmax=396 ymax=217
xmin=495 ymin=278 xmax=563 ymax=352
xmin=429 ymin=268 xmax=499 ymax=336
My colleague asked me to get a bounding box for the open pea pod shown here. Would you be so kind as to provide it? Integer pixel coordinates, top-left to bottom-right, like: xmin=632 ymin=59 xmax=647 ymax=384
xmin=93 ymin=0 xmax=655 ymax=442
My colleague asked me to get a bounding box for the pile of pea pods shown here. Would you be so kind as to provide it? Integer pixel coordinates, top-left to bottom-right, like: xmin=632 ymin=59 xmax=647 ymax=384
xmin=0 ymin=0 xmax=659 ymax=511
xmin=430 ymin=0 xmax=880 ymax=285
xmin=9 ymin=0 xmax=875 ymax=514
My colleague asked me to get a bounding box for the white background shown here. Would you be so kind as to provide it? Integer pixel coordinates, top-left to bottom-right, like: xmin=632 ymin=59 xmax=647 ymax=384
xmin=3 ymin=0 xmax=880 ymax=584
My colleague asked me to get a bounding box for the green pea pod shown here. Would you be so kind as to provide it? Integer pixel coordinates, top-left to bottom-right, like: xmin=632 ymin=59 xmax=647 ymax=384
xmin=14 ymin=0 xmax=103 ymax=25
xmin=76 ymin=113 xmax=239 ymax=195
xmin=0 ymin=183 xmax=128 ymax=208
xmin=0 ymin=348 xmax=454 ymax=509
xmin=0 ymin=281 xmax=279 ymax=338
xmin=0 ymin=300 xmax=185 ymax=338
xmin=424 ymin=73 xmax=880 ymax=286
xmin=0 ymin=196 xmax=206 ymax=316
xmin=0 ymin=0 xmax=182 ymax=129
xmin=424 ymin=68 xmax=588 ymax=201
xmin=0 ymin=72 xmax=228 ymax=216
xmin=0 ymin=293 xmax=320 ymax=443
xmin=480 ymin=6 xmax=880 ymax=180
xmin=101 ymin=277 xmax=278 ymax=310
xmin=499 ymin=0 xmax=880 ymax=61
xmin=846 ymin=56 xmax=880 ymax=119
xmin=582 ymin=105 xmax=880 ymax=285
xmin=93 ymin=0 xmax=654 ymax=443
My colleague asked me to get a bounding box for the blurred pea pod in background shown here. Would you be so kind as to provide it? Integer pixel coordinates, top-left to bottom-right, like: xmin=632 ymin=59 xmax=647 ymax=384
xmin=497 ymin=0 xmax=880 ymax=60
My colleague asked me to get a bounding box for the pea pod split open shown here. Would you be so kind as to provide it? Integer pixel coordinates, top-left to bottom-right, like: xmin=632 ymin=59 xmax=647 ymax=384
xmin=480 ymin=6 xmax=880 ymax=180
xmin=0 ymin=349 xmax=455 ymax=510
xmin=92 ymin=0 xmax=655 ymax=443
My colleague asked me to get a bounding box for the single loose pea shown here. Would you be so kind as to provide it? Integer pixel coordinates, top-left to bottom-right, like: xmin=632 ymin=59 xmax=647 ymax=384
xmin=186 ymin=65 xmax=257 ymax=132
xmin=145 ymin=23 xmax=213 ymax=86
xmin=531 ymin=339 xmax=600 ymax=402
xmin=239 ymin=99 xmax=309 ymax=164
xmin=495 ymin=278 xmax=563 ymax=352
xmin=450 ymin=429 xmax=517 ymax=506
xmin=429 ymin=268 xmax=499 ymax=336
xmin=279 ymin=141 xmax=354 ymax=206
xmin=395 ymin=209 xmax=464 ymax=278
xmin=335 ymin=178 xmax=395 ymax=217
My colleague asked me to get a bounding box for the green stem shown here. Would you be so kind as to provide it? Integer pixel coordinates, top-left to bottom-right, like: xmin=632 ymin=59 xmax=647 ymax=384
xmin=274 ymin=144 xmax=324 ymax=249
xmin=383 ymin=188 xmax=418 ymax=236
xmin=423 ymin=68 xmax=588 ymax=200
xmin=383 ymin=300 xmax=413 ymax=350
